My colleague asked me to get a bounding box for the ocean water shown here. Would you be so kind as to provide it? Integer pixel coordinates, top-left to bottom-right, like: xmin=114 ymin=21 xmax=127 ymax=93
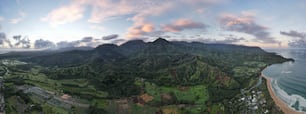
xmin=262 ymin=49 xmax=306 ymax=112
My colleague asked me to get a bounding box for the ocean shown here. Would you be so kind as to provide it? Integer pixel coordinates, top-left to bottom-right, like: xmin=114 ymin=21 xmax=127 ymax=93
xmin=262 ymin=49 xmax=306 ymax=112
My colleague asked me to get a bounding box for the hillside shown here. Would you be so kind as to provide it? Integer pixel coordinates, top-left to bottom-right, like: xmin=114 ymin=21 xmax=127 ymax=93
xmin=1 ymin=38 xmax=291 ymax=114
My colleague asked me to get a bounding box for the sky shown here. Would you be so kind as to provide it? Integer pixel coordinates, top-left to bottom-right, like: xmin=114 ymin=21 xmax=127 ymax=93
xmin=1 ymin=0 xmax=306 ymax=49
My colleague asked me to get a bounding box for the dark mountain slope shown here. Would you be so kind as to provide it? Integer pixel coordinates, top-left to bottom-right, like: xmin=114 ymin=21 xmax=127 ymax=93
xmin=2 ymin=38 xmax=293 ymax=114
xmin=16 ymin=38 xmax=291 ymax=98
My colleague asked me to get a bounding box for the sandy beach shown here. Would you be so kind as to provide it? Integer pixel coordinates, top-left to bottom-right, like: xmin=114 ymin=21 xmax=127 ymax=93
xmin=262 ymin=75 xmax=304 ymax=114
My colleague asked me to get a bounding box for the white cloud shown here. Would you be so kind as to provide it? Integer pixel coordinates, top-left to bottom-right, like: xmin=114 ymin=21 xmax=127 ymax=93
xmin=43 ymin=0 xmax=227 ymax=23
xmin=90 ymin=25 xmax=105 ymax=31
xmin=42 ymin=0 xmax=225 ymax=36
xmin=126 ymin=23 xmax=155 ymax=38
xmin=126 ymin=2 xmax=173 ymax=39
xmin=41 ymin=0 xmax=85 ymax=27
xmin=56 ymin=36 xmax=106 ymax=48
xmin=162 ymin=18 xmax=207 ymax=32
xmin=42 ymin=0 xmax=175 ymax=26
xmin=0 ymin=16 xmax=4 ymax=22
xmin=219 ymin=11 xmax=278 ymax=43
xmin=184 ymin=0 xmax=227 ymax=6
xmin=125 ymin=0 xmax=226 ymax=39
xmin=42 ymin=0 xmax=136 ymax=26
xmin=10 ymin=12 xmax=26 ymax=24
xmin=87 ymin=0 xmax=135 ymax=23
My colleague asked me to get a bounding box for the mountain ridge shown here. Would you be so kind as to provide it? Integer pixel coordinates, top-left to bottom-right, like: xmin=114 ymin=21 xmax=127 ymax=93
xmin=21 ymin=38 xmax=289 ymax=67
xmin=2 ymin=37 xmax=292 ymax=113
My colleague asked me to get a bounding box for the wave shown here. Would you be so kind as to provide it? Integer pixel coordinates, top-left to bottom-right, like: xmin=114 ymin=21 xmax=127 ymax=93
xmin=280 ymin=77 xmax=306 ymax=91
xmin=281 ymin=71 xmax=292 ymax=74
xmin=271 ymin=79 xmax=306 ymax=112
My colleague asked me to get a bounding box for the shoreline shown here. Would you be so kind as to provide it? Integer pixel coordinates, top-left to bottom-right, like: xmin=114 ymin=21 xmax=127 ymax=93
xmin=262 ymin=74 xmax=304 ymax=114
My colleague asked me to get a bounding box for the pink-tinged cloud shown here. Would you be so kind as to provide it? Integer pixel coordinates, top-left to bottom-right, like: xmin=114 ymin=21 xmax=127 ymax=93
xmin=126 ymin=2 xmax=173 ymax=39
xmin=162 ymin=19 xmax=207 ymax=32
xmin=89 ymin=0 xmax=173 ymax=24
xmin=126 ymin=23 xmax=155 ymax=39
xmin=42 ymin=0 xmax=225 ymax=39
xmin=42 ymin=0 xmax=173 ymax=26
xmin=41 ymin=1 xmax=85 ymax=26
xmin=42 ymin=0 xmax=223 ymax=25
xmin=88 ymin=0 xmax=134 ymax=23
xmin=186 ymin=0 xmax=227 ymax=5
xmin=219 ymin=11 xmax=278 ymax=43
xmin=141 ymin=24 xmax=154 ymax=32
xmin=220 ymin=11 xmax=255 ymax=26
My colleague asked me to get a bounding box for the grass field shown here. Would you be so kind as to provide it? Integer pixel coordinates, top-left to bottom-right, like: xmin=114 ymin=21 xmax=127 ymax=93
xmin=1 ymin=59 xmax=229 ymax=114
xmin=145 ymin=82 xmax=209 ymax=105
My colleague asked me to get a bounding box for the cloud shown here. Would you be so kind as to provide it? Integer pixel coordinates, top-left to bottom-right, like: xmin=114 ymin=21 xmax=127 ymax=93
xmin=39 ymin=0 xmax=228 ymax=43
xmin=162 ymin=19 xmax=207 ymax=32
xmin=192 ymin=34 xmax=245 ymax=44
xmin=124 ymin=0 xmax=224 ymax=39
xmin=42 ymin=0 xmax=224 ymax=40
xmin=56 ymin=36 xmax=103 ymax=48
xmin=280 ymin=30 xmax=306 ymax=39
xmin=0 ymin=16 xmax=4 ymax=22
xmin=185 ymin=0 xmax=226 ymax=5
xmin=90 ymin=25 xmax=105 ymax=31
xmin=81 ymin=37 xmax=94 ymax=42
xmin=0 ymin=34 xmax=32 ymax=49
xmin=43 ymin=0 xmax=226 ymax=25
xmin=0 ymin=32 xmax=13 ymax=48
xmin=13 ymin=35 xmax=31 ymax=48
xmin=0 ymin=33 xmax=7 ymax=45
xmin=141 ymin=24 xmax=155 ymax=32
xmin=126 ymin=2 xmax=173 ymax=39
xmin=43 ymin=0 xmax=157 ymax=25
xmin=102 ymin=34 xmax=119 ymax=40
xmin=126 ymin=23 xmax=156 ymax=38
xmin=110 ymin=39 xmax=125 ymax=44
xmin=56 ymin=41 xmax=77 ymax=48
xmin=34 ymin=39 xmax=56 ymax=49
xmin=281 ymin=30 xmax=306 ymax=48
xmin=220 ymin=12 xmax=277 ymax=43
xmin=0 ymin=16 xmax=3 ymax=30
xmin=10 ymin=12 xmax=26 ymax=24
xmin=87 ymin=0 xmax=191 ymax=24
xmin=13 ymin=35 xmax=22 ymax=41
xmin=87 ymin=0 xmax=135 ymax=23
xmin=41 ymin=0 xmax=85 ymax=26
xmin=288 ymin=39 xmax=306 ymax=48
xmin=219 ymin=35 xmax=246 ymax=44
xmin=0 ymin=33 xmax=115 ymax=49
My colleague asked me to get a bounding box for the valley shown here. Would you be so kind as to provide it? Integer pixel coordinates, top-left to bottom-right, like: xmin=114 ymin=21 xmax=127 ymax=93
xmin=0 ymin=38 xmax=291 ymax=114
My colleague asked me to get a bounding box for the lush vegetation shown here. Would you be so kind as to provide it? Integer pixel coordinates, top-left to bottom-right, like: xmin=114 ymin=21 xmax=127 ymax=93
xmin=1 ymin=38 xmax=291 ymax=114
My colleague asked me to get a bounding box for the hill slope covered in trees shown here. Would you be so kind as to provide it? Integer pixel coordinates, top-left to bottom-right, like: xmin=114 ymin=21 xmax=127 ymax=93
xmin=2 ymin=38 xmax=292 ymax=113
